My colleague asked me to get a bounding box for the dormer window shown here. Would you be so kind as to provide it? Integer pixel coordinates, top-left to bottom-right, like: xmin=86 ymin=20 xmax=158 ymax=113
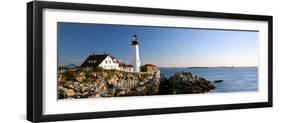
xmin=88 ymin=60 xmax=95 ymax=63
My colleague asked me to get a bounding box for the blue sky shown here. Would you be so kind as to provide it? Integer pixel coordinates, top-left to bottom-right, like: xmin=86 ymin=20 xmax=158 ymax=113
xmin=58 ymin=22 xmax=259 ymax=67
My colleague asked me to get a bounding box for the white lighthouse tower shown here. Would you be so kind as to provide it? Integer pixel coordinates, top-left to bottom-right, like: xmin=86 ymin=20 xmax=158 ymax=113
xmin=131 ymin=34 xmax=141 ymax=72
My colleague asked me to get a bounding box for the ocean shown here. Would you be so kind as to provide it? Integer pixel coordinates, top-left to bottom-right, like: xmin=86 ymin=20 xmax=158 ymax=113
xmin=159 ymin=67 xmax=258 ymax=92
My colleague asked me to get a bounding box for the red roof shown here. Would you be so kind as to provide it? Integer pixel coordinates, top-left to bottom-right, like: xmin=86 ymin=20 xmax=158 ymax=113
xmin=143 ymin=64 xmax=156 ymax=67
xmin=119 ymin=63 xmax=133 ymax=68
xmin=126 ymin=64 xmax=133 ymax=67
xmin=119 ymin=63 xmax=126 ymax=67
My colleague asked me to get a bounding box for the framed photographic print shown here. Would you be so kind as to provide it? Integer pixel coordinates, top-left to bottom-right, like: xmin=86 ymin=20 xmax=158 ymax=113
xmin=27 ymin=1 xmax=273 ymax=122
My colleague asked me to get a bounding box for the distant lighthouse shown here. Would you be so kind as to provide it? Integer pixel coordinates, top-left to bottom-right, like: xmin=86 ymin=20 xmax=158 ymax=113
xmin=131 ymin=34 xmax=141 ymax=72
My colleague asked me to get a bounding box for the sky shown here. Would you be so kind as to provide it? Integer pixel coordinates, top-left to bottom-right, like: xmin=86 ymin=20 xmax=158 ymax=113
xmin=58 ymin=22 xmax=259 ymax=67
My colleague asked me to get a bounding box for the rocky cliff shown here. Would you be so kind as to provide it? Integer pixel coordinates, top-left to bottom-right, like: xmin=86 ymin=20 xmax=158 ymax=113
xmin=58 ymin=69 xmax=160 ymax=99
xmin=58 ymin=69 xmax=215 ymax=99
xmin=159 ymin=72 xmax=215 ymax=94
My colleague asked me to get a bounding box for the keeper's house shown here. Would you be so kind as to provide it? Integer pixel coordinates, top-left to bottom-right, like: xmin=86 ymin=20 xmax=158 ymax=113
xmin=80 ymin=52 xmax=133 ymax=72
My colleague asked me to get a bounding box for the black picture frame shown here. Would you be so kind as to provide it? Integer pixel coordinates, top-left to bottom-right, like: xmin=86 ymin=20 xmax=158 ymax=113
xmin=27 ymin=1 xmax=273 ymax=122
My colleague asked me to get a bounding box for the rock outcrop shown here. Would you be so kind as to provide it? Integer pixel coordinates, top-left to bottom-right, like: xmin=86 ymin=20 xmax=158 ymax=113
xmin=58 ymin=69 xmax=215 ymax=99
xmin=58 ymin=69 xmax=160 ymax=99
xmin=167 ymin=72 xmax=215 ymax=94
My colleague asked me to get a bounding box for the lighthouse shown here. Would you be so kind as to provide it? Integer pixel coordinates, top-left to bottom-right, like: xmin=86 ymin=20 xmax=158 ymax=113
xmin=131 ymin=34 xmax=141 ymax=72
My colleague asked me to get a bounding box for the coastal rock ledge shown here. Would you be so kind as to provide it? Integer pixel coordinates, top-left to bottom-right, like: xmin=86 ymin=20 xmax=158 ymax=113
xmin=159 ymin=72 xmax=215 ymax=94
xmin=58 ymin=69 xmax=215 ymax=99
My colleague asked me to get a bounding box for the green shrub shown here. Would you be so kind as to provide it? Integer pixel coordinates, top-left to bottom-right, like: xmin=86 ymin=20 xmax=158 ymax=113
xmin=62 ymin=70 xmax=76 ymax=81
xmin=104 ymin=69 xmax=118 ymax=76
xmin=58 ymin=66 xmax=67 ymax=71
xmin=92 ymin=67 xmax=103 ymax=72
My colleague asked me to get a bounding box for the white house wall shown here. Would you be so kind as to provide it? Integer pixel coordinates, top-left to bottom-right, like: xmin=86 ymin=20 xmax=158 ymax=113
xmin=98 ymin=56 xmax=119 ymax=70
xmin=96 ymin=55 xmax=134 ymax=72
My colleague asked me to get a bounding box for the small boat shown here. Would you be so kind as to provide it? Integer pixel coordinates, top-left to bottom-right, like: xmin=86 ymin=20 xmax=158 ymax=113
xmin=214 ymin=80 xmax=224 ymax=83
